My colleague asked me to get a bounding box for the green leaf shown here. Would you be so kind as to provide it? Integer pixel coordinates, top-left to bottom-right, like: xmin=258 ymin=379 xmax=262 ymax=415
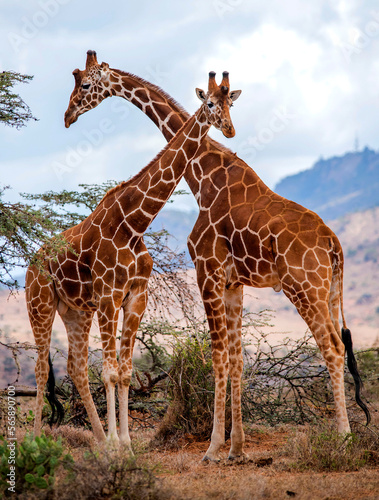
xmin=35 ymin=454 xmax=47 ymax=464
xmin=36 ymin=464 xmax=45 ymax=477
xmin=29 ymin=441 xmax=38 ymax=453
xmin=34 ymin=476 xmax=48 ymax=489
xmin=24 ymin=473 xmax=35 ymax=483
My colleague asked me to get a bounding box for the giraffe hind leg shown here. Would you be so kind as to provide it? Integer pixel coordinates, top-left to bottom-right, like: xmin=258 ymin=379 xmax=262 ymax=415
xmin=25 ymin=267 xmax=57 ymax=436
xmin=328 ymin=269 xmax=341 ymax=337
xmin=59 ymin=307 xmax=106 ymax=443
xmin=303 ymin=308 xmax=350 ymax=433
xmin=281 ymin=278 xmax=351 ymax=433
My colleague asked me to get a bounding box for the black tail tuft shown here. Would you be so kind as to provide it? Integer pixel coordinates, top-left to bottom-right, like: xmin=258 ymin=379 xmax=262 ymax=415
xmin=46 ymin=353 xmax=64 ymax=427
xmin=342 ymin=328 xmax=371 ymax=426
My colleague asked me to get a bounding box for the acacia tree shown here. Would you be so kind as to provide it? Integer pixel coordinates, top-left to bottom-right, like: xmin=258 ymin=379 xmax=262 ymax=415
xmin=0 ymin=71 xmax=55 ymax=289
xmin=0 ymin=186 xmax=67 ymax=289
xmin=0 ymin=71 xmax=37 ymax=128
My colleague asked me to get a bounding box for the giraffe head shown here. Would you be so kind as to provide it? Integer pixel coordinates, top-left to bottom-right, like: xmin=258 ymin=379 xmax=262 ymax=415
xmin=196 ymin=71 xmax=241 ymax=138
xmin=64 ymin=50 xmax=112 ymax=128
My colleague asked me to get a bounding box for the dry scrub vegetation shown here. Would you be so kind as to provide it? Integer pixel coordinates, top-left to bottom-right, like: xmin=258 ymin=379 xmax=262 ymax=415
xmin=1 ymin=419 xmax=378 ymax=499
xmin=1 ymin=323 xmax=378 ymax=499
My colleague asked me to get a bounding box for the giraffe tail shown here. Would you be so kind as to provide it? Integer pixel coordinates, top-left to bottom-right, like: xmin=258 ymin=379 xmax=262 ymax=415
xmin=341 ymin=328 xmax=371 ymax=426
xmin=46 ymin=352 xmax=64 ymax=427
xmin=333 ymin=237 xmax=371 ymax=425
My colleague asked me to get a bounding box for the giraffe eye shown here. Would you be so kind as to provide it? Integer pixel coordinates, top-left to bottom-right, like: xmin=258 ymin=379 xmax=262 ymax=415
xmin=207 ymin=101 xmax=214 ymax=109
xmin=82 ymin=83 xmax=91 ymax=90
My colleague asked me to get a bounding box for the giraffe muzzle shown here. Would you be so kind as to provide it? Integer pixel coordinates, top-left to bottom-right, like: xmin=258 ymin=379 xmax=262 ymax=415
xmin=64 ymin=110 xmax=78 ymax=128
xmin=222 ymin=123 xmax=235 ymax=138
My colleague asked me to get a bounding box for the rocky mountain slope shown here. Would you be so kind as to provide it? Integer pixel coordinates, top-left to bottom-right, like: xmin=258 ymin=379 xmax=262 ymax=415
xmin=275 ymin=147 xmax=379 ymax=220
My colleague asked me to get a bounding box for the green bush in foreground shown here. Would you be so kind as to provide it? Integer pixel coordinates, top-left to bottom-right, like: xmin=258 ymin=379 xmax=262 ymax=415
xmin=0 ymin=433 xmax=73 ymax=495
xmin=290 ymin=422 xmax=372 ymax=472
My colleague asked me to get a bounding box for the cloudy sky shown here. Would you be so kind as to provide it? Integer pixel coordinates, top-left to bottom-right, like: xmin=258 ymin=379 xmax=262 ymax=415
xmin=1 ymin=0 xmax=378 ymax=211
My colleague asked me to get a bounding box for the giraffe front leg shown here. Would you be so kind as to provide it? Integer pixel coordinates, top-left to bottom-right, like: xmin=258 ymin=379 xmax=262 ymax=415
xmin=98 ymin=299 xmax=121 ymax=445
xmin=200 ymin=278 xmax=229 ymax=462
xmin=225 ymin=286 xmax=246 ymax=460
xmin=118 ymin=276 xmax=150 ymax=452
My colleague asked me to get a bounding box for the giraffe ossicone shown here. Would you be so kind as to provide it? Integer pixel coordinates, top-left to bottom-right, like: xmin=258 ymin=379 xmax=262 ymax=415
xmin=62 ymin=50 xmax=370 ymax=462
xmin=26 ymin=68 xmax=240 ymax=449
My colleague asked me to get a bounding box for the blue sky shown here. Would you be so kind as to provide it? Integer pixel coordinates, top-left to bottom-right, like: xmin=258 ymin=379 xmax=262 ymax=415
xmin=1 ymin=0 xmax=379 ymax=211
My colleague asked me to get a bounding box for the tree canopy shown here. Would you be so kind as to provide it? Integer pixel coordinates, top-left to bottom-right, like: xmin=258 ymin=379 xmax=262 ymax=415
xmin=0 ymin=71 xmax=37 ymax=129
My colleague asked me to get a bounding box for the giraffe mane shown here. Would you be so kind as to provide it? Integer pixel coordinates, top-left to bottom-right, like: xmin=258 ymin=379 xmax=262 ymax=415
xmin=110 ymin=68 xmax=190 ymax=119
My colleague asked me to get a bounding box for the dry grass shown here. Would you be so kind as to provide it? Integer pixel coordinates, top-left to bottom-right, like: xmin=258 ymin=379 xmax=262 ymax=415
xmin=46 ymin=424 xmax=95 ymax=449
xmin=284 ymin=422 xmax=379 ymax=472
xmin=146 ymin=423 xmax=379 ymax=500
xmin=2 ymin=414 xmax=379 ymax=500
xmin=2 ymin=334 xmax=377 ymax=499
xmin=53 ymin=447 xmax=173 ymax=500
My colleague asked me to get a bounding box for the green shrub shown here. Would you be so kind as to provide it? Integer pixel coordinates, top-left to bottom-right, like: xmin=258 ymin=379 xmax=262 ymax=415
xmin=289 ymin=422 xmax=372 ymax=472
xmin=156 ymin=328 xmax=231 ymax=441
xmin=0 ymin=433 xmax=73 ymax=496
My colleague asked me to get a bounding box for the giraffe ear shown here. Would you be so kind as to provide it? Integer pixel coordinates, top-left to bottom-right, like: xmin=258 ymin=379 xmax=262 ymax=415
xmin=229 ymin=90 xmax=242 ymax=102
xmin=72 ymin=69 xmax=82 ymax=85
xmin=196 ymin=88 xmax=207 ymax=102
xmin=98 ymin=63 xmax=110 ymax=81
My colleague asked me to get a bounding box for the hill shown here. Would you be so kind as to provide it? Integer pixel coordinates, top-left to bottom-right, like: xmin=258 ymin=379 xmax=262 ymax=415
xmin=275 ymin=147 xmax=379 ymax=220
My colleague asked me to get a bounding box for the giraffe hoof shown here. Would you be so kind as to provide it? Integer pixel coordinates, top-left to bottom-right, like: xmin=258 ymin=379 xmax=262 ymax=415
xmin=202 ymin=454 xmax=221 ymax=463
xmin=227 ymin=452 xmax=248 ymax=463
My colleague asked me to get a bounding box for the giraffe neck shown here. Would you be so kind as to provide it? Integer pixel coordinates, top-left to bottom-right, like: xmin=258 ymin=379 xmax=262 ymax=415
xmin=100 ymin=105 xmax=210 ymax=235
xmin=105 ymin=69 xmax=216 ymax=201
xmin=109 ymin=69 xmax=189 ymax=141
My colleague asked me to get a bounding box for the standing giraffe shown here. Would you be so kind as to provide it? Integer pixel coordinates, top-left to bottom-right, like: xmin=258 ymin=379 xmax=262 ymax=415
xmin=64 ymin=51 xmax=369 ymax=461
xmin=26 ymin=68 xmax=240 ymax=448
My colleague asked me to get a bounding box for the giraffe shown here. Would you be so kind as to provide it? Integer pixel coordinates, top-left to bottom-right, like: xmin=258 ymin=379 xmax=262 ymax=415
xmin=64 ymin=50 xmax=369 ymax=461
xmin=26 ymin=67 xmax=240 ymax=448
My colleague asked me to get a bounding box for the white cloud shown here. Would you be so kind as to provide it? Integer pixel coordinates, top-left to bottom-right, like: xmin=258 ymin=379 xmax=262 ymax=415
xmin=1 ymin=0 xmax=378 ymax=203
